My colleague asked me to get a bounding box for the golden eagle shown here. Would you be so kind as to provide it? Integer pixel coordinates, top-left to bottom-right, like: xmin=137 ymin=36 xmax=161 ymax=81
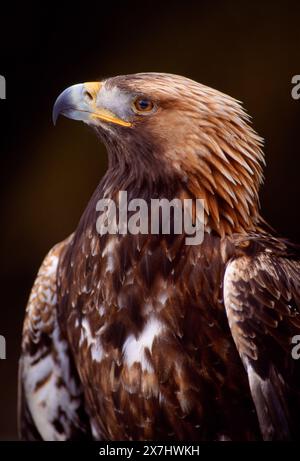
xmin=19 ymin=73 xmax=300 ymax=440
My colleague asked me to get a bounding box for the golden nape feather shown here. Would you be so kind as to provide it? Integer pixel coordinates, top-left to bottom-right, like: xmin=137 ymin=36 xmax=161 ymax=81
xmin=19 ymin=73 xmax=300 ymax=441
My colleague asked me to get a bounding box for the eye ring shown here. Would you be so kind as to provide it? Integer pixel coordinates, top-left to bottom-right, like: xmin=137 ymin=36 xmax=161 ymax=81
xmin=132 ymin=96 xmax=155 ymax=114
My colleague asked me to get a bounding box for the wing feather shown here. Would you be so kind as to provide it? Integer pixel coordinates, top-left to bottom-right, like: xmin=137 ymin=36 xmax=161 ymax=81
xmin=18 ymin=237 xmax=91 ymax=440
xmin=224 ymin=238 xmax=300 ymax=440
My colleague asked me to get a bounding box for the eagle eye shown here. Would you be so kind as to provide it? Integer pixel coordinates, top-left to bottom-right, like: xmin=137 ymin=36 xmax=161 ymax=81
xmin=132 ymin=97 xmax=154 ymax=114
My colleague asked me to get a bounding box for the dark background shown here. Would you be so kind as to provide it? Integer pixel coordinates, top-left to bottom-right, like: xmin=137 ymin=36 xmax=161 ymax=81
xmin=0 ymin=0 xmax=300 ymax=440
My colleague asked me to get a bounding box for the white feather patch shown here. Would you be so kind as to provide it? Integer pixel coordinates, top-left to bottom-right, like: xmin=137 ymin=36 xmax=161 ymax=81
xmin=123 ymin=317 xmax=164 ymax=372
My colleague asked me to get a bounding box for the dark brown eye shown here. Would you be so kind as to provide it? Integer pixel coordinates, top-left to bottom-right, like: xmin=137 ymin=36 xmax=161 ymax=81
xmin=133 ymin=97 xmax=154 ymax=113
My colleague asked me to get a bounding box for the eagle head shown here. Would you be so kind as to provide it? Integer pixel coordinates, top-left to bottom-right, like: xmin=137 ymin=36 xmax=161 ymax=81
xmin=53 ymin=73 xmax=265 ymax=236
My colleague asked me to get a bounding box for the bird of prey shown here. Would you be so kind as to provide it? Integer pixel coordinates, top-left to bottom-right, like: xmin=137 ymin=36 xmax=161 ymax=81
xmin=19 ymin=73 xmax=300 ymax=441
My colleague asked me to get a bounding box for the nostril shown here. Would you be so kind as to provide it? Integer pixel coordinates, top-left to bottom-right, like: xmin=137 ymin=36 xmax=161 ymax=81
xmin=84 ymin=90 xmax=94 ymax=102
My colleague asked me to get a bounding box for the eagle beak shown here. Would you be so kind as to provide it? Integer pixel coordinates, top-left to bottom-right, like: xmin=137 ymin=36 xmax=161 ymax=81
xmin=52 ymin=82 xmax=132 ymax=127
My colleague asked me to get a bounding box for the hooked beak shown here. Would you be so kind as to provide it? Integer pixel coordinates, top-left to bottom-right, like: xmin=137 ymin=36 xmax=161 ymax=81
xmin=52 ymin=82 xmax=132 ymax=127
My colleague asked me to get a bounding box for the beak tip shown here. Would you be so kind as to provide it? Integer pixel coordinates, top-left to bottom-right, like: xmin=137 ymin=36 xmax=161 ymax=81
xmin=52 ymin=98 xmax=61 ymax=126
xmin=52 ymin=87 xmax=73 ymax=126
xmin=52 ymin=112 xmax=57 ymax=126
xmin=52 ymin=84 xmax=86 ymax=126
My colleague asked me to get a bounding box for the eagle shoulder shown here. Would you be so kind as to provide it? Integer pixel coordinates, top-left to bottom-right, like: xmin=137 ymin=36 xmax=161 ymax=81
xmin=223 ymin=237 xmax=300 ymax=440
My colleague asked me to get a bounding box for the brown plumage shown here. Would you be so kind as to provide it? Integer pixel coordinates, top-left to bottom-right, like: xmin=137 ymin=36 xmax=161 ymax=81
xmin=19 ymin=73 xmax=300 ymax=440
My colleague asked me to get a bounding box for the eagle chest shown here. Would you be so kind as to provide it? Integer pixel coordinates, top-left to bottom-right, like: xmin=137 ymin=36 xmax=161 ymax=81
xmin=58 ymin=233 xmax=253 ymax=439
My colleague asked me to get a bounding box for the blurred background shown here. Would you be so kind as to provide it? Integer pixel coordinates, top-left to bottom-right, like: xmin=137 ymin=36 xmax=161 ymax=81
xmin=1 ymin=0 xmax=300 ymax=440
